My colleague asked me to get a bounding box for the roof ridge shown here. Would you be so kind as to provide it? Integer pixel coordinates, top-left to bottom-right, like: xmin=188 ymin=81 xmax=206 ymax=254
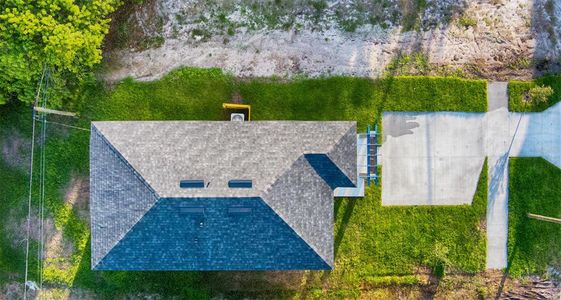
xmin=264 ymin=199 xmax=332 ymax=268
xmin=260 ymin=156 xmax=334 ymax=267
xmin=91 ymin=125 xmax=160 ymax=269
xmin=94 ymin=198 xmax=163 ymax=269
xmin=92 ymin=125 xmax=160 ymax=199
xmin=325 ymin=125 xmax=358 ymax=186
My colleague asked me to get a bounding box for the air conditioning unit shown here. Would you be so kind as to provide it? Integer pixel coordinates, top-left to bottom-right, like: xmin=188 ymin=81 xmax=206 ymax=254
xmin=231 ymin=113 xmax=245 ymax=122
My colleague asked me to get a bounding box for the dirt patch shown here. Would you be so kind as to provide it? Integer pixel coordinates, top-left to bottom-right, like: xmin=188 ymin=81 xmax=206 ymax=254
xmin=5 ymin=210 xmax=43 ymax=250
xmin=63 ymin=175 xmax=90 ymax=223
xmin=204 ymin=270 xmax=306 ymax=292
xmin=4 ymin=210 xmax=74 ymax=269
xmin=203 ymin=270 xmax=560 ymax=298
xmin=1 ymin=131 xmax=30 ymax=172
xmin=1 ymin=282 xmax=26 ymax=300
xmin=105 ymin=0 xmax=561 ymax=82
xmin=1 ymin=283 xmax=98 ymax=300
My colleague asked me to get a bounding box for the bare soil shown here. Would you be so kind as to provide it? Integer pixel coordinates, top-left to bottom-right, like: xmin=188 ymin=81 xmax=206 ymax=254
xmin=5 ymin=208 xmax=75 ymax=273
xmin=1 ymin=131 xmax=30 ymax=172
xmin=105 ymin=0 xmax=561 ymax=82
xmin=0 ymin=283 xmax=97 ymax=300
xmin=63 ymin=175 xmax=90 ymax=223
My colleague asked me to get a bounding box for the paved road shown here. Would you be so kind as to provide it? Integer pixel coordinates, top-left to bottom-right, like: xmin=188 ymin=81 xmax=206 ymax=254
xmin=381 ymin=82 xmax=561 ymax=269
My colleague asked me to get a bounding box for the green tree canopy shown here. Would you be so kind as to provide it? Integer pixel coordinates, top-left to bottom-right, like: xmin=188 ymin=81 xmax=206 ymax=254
xmin=0 ymin=0 xmax=121 ymax=106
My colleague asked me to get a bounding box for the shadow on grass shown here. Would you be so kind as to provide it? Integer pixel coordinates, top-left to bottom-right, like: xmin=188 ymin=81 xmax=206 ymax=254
xmin=333 ymin=198 xmax=358 ymax=260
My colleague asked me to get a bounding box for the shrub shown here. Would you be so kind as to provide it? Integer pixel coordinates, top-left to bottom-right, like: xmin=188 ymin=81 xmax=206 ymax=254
xmin=509 ymin=76 xmax=561 ymax=112
xmin=527 ymin=85 xmax=554 ymax=104
xmin=458 ymin=15 xmax=477 ymax=28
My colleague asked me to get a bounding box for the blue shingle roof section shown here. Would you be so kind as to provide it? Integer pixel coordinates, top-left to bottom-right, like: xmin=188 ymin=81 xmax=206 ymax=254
xmin=304 ymin=154 xmax=356 ymax=189
xmin=95 ymin=197 xmax=330 ymax=270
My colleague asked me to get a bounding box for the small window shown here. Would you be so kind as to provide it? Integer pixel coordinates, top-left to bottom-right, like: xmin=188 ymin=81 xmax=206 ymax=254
xmin=228 ymin=179 xmax=252 ymax=188
xmin=180 ymin=180 xmax=204 ymax=188
xmin=228 ymin=207 xmax=252 ymax=214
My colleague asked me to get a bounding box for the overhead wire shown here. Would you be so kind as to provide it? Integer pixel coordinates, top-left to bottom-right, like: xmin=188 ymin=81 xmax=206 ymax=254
xmin=24 ymin=66 xmax=87 ymax=298
xmin=37 ymin=67 xmax=50 ymax=291
xmin=24 ymin=66 xmax=46 ymax=299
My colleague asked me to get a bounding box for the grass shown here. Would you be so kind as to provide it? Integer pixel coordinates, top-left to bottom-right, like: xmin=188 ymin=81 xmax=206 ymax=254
xmin=306 ymin=161 xmax=488 ymax=295
xmin=508 ymin=75 xmax=561 ymax=112
xmin=240 ymin=75 xmax=487 ymax=128
xmin=0 ymin=105 xmax=37 ymax=283
xmin=508 ymin=158 xmax=561 ymax=277
xmin=0 ymin=68 xmax=489 ymax=297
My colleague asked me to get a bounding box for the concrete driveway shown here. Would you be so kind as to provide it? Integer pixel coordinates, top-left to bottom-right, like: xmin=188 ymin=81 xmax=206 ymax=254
xmin=381 ymin=102 xmax=561 ymax=206
xmin=381 ymin=112 xmax=486 ymax=205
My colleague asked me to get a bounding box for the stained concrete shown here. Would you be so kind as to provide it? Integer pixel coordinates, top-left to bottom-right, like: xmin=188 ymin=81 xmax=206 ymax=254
xmin=381 ymin=112 xmax=486 ymax=205
xmin=382 ymin=104 xmax=561 ymax=205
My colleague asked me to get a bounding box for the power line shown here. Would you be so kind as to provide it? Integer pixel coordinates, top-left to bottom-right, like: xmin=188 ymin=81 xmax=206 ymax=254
xmin=37 ymin=68 xmax=50 ymax=291
xmin=24 ymin=66 xmax=85 ymax=298
xmin=24 ymin=66 xmax=46 ymax=299
xmin=42 ymin=120 xmax=90 ymax=132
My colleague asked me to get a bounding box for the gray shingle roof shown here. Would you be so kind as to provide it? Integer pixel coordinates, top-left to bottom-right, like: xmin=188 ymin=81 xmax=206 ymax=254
xmin=90 ymin=128 xmax=159 ymax=268
xmin=90 ymin=121 xmax=357 ymax=269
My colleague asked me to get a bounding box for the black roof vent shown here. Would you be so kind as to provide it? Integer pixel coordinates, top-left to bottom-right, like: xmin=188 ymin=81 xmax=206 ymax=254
xmin=180 ymin=180 xmax=205 ymax=188
xmin=228 ymin=180 xmax=252 ymax=188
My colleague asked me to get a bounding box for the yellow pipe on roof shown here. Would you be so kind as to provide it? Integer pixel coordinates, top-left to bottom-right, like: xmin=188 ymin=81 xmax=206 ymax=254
xmin=223 ymin=103 xmax=251 ymax=121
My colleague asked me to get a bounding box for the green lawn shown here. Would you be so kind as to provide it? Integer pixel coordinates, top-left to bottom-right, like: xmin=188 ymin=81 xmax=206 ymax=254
xmin=508 ymin=158 xmax=561 ymax=277
xmin=0 ymin=68 xmax=489 ymax=297
xmin=241 ymin=75 xmax=487 ymax=128
xmin=0 ymin=105 xmax=38 ymax=283
xmin=508 ymin=75 xmax=561 ymax=112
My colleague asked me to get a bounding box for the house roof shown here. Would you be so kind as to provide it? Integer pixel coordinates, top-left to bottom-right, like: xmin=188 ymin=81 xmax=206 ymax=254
xmin=92 ymin=121 xmax=356 ymax=198
xmin=90 ymin=121 xmax=357 ymax=270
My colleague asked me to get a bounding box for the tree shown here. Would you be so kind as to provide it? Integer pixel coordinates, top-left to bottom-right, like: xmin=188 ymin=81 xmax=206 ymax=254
xmin=0 ymin=0 xmax=121 ymax=106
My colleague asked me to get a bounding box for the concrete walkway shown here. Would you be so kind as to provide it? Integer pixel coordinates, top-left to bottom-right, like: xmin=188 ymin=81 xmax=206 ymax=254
xmin=485 ymin=82 xmax=511 ymax=269
xmin=381 ymin=82 xmax=561 ymax=269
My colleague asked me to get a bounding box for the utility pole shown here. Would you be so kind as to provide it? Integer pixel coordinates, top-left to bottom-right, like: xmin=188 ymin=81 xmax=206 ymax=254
xmin=527 ymin=213 xmax=561 ymax=225
xmin=33 ymin=106 xmax=77 ymax=117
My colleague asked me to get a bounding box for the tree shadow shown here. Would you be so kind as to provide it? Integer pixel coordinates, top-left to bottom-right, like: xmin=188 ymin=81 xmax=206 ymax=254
xmin=531 ymin=0 xmax=561 ymax=77
xmin=494 ymin=243 xmax=518 ymax=299
xmin=333 ymin=198 xmax=358 ymax=260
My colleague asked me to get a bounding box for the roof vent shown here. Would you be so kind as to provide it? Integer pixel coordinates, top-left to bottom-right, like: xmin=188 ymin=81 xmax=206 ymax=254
xmin=228 ymin=207 xmax=252 ymax=214
xmin=228 ymin=179 xmax=252 ymax=188
xmin=180 ymin=180 xmax=205 ymax=188
xmin=180 ymin=207 xmax=205 ymax=214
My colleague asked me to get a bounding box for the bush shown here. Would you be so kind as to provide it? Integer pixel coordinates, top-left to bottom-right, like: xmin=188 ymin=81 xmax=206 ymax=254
xmin=458 ymin=15 xmax=477 ymax=28
xmin=509 ymin=75 xmax=561 ymax=112
xmin=527 ymin=85 xmax=554 ymax=104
